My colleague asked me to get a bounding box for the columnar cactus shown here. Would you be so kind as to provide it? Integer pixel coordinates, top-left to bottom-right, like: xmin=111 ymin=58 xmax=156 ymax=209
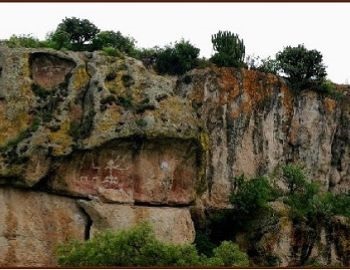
xmin=211 ymin=31 xmax=245 ymax=68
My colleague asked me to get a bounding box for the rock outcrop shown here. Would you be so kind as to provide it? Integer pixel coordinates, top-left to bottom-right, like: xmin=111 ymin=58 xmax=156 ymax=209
xmin=0 ymin=188 xmax=86 ymax=267
xmin=0 ymin=46 xmax=348 ymax=267
xmin=79 ymin=200 xmax=195 ymax=244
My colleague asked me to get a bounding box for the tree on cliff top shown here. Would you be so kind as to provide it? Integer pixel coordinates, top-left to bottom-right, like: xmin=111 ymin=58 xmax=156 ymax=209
xmin=92 ymin=30 xmax=137 ymax=56
xmin=210 ymin=31 xmax=245 ymax=68
xmin=276 ymin=44 xmax=327 ymax=90
xmin=49 ymin=17 xmax=100 ymax=51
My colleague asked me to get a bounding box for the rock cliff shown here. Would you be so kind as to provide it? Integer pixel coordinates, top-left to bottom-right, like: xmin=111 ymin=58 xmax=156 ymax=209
xmin=0 ymin=47 xmax=348 ymax=266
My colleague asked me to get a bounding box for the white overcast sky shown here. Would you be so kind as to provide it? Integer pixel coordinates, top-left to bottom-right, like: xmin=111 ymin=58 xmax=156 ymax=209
xmin=1 ymin=3 xmax=350 ymax=84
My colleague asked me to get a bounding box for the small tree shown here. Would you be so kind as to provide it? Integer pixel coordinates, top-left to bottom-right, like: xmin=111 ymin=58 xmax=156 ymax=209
xmin=155 ymin=39 xmax=200 ymax=75
xmin=276 ymin=44 xmax=327 ymax=89
xmin=92 ymin=30 xmax=136 ymax=55
xmin=49 ymin=17 xmax=100 ymax=51
xmin=210 ymin=31 xmax=245 ymax=68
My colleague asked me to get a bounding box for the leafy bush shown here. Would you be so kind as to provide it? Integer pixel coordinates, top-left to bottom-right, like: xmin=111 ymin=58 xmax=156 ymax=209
xmin=57 ymin=223 xmax=249 ymax=267
xmin=57 ymin=223 xmax=202 ymax=267
xmin=281 ymin=164 xmax=350 ymax=221
xmin=257 ymin=57 xmax=279 ymax=74
xmin=230 ymin=176 xmax=278 ymax=216
xmin=49 ymin=17 xmax=100 ymax=51
xmin=210 ymin=30 xmax=245 ymax=68
xmin=209 ymin=241 xmax=249 ymax=267
xmin=276 ymin=44 xmax=327 ymax=90
xmin=92 ymin=30 xmax=136 ymax=56
xmin=133 ymin=47 xmax=160 ymax=67
xmin=102 ymin=47 xmax=121 ymax=57
xmin=155 ymin=40 xmax=200 ymax=75
xmin=4 ymin=34 xmax=42 ymax=48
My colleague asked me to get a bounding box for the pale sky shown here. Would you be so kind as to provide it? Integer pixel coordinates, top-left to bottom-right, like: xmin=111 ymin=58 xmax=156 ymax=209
xmin=1 ymin=3 xmax=350 ymax=84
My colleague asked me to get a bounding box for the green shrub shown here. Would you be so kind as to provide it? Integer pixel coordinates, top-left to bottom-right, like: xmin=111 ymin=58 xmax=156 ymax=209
xmin=57 ymin=223 xmax=202 ymax=267
xmin=230 ymin=176 xmax=278 ymax=216
xmin=4 ymin=34 xmax=42 ymax=48
xmin=133 ymin=47 xmax=159 ymax=67
xmin=92 ymin=31 xmax=136 ymax=56
xmin=209 ymin=241 xmax=249 ymax=267
xmin=282 ymin=164 xmax=350 ymax=221
xmin=317 ymin=79 xmax=344 ymax=100
xmin=210 ymin=30 xmax=245 ymax=68
xmin=155 ymin=39 xmax=200 ymax=75
xmin=57 ymin=223 xmax=249 ymax=267
xmin=276 ymin=44 xmax=327 ymax=90
xmin=257 ymin=57 xmax=279 ymax=75
xmin=102 ymin=47 xmax=121 ymax=57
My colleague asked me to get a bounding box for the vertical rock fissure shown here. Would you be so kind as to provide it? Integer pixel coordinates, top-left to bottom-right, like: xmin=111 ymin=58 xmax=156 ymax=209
xmin=79 ymin=206 xmax=93 ymax=241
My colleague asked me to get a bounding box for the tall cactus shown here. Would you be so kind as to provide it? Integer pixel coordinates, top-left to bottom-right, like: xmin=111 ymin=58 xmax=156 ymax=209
xmin=211 ymin=31 xmax=245 ymax=67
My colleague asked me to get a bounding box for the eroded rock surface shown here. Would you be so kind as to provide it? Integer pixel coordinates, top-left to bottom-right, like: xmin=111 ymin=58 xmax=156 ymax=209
xmin=79 ymin=200 xmax=195 ymax=244
xmin=0 ymin=187 xmax=86 ymax=267
xmin=0 ymin=47 xmax=349 ymax=267
xmin=176 ymin=68 xmax=350 ymax=207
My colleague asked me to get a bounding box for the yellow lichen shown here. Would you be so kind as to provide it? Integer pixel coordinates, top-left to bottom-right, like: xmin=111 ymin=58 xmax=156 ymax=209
xmin=0 ymin=53 xmax=35 ymax=148
xmin=47 ymin=120 xmax=73 ymax=156
xmin=71 ymin=66 xmax=90 ymax=91
xmin=94 ymin=104 xmax=121 ymax=133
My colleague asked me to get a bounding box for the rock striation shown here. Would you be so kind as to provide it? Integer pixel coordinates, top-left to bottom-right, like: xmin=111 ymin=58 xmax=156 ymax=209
xmin=0 ymin=46 xmax=348 ymax=266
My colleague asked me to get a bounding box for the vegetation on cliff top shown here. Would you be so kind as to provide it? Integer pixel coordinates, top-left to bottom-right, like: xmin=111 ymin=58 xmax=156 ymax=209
xmin=1 ymin=16 xmax=342 ymax=94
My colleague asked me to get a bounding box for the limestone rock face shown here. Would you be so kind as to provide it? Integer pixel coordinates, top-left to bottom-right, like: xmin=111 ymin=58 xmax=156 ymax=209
xmin=0 ymin=47 xmax=349 ymax=267
xmin=176 ymin=68 xmax=350 ymax=207
xmin=79 ymin=200 xmax=195 ymax=244
xmin=0 ymin=188 xmax=86 ymax=267
xmin=233 ymin=202 xmax=350 ymax=267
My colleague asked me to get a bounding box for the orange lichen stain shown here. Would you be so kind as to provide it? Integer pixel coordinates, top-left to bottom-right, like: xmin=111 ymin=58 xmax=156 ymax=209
xmin=47 ymin=120 xmax=73 ymax=156
xmin=217 ymin=68 xmax=240 ymax=105
xmin=281 ymin=84 xmax=294 ymax=119
xmin=71 ymin=66 xmax=90 ymax=91
xmin=242 ymin=69 xmax=275 ymax=105
xmin=324 ymin=97 xmax=337 ymax=114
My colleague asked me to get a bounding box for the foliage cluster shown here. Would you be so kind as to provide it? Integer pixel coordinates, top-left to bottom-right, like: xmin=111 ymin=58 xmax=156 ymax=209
xmin=4 ymin=34 xmax=43 ymax=48
xmin=57 ymin=223 xmax=249 ymax=267
xmin=276 ymin=44 xmax=327 ymax=90
xmin=230 ymin=164 xmax=350 ymax=224
xmin=154 ymin=40 xmax=200 ymax=75
xmin=282 ymin=164 xmax=350 ymax=222
xmin=230 ymin=175 xmax=278 ymax=217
